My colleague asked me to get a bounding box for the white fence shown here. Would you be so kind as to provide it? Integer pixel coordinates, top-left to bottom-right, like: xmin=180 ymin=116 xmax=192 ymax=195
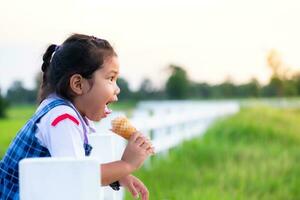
xmin=19 ymin=100 xmax=239 ymax=200
xmin=19 ymin=158 xmax=101 ymax=200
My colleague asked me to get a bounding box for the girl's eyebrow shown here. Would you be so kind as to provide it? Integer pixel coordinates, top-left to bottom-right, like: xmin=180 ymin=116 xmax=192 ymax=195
xmin=108 ymin=70 xmax=119 ymax=74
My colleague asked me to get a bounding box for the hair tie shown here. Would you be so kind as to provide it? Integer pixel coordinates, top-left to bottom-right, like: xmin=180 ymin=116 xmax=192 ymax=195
xmin=50 ymin=45 xmax=60 ymax=63
xmin=55 ymin=45 xmax=60 ymax=51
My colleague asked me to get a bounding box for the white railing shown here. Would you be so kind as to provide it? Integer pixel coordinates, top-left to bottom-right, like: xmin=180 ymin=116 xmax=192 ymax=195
xmin=19 ymin=158 xmax=101 ymax=200
xmin=19 ymin=100 xmax=239 ymax=200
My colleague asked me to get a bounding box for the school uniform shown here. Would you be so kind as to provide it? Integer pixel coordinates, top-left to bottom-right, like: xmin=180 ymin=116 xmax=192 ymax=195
xmin=0 ymin=94 xmax=94 ymax=200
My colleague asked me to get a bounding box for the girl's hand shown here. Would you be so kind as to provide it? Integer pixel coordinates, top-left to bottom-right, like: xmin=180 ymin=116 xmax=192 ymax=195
xmin=121 ymin=132 xmax=154 ymax=171
xmin=119 ymin=175 xmax=149 ymax=200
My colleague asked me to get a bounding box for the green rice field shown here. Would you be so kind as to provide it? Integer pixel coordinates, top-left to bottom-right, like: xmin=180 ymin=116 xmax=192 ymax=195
xmin=126 ymin=106 xmax=300 ymax=200
xmin=1 ymin=103 xmax=299 ymax=199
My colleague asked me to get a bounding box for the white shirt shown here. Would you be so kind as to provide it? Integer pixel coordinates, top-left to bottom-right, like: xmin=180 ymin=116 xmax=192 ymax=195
xmin=35 ymin=94 xmax=96 ymax=158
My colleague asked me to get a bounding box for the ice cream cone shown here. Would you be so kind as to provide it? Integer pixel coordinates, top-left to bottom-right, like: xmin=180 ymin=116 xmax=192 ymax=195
xmin=111 ymin=116 xmax=137 ymax=140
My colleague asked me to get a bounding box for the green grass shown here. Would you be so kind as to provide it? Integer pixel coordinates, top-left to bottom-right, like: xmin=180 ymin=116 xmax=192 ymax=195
xmin=127 ymin=107 xmax=300 ymax=200
xmin=0 ymin=105 xmax=36 ymax=156
xmin=0 ymin=101 xmax=136 ymax=157
xmin=2 ymin=103 xmax=300 ymax=199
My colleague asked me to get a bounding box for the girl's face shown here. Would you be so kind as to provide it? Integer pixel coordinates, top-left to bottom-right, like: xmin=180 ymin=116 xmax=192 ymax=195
xmin=75 ymin=56 xmax=120 ymax=121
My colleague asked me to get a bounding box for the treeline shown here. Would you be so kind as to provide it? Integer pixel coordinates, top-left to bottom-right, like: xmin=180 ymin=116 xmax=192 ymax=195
xmin=118 ymin=49 xmax=300 ymax=100
xmin=1 ymin=49 xmax=300 ymax=117
xmin=117 ymin=67 xmax=300 ymax=101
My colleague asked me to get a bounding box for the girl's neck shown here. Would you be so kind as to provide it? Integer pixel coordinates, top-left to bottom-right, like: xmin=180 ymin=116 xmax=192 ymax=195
xmin=72 ymin=96 xmax=86 ymax=118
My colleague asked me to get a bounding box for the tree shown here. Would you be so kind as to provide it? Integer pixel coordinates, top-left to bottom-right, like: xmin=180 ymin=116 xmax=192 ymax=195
xmin=189 ymin=82 xmax=212 ymax=98
xmin=267 ymin=49 xmax=286 ymax=79
xmin=0 ymin=88 xmax=8 ymax=118
xmin=6 ymin=81 xmax=37 ymax=104
xmin=165 ymin=65 xmax=190 ymax=99
xmin=135 ymin=78 xmax=154 ymax=99
xmin=282 ymin=79 xmax=298 ymax=96
xmin=237 ymin=78 xmax=260 ymax=97
xmin=218 ymin=80 xmax=236 ymax=98
xmin=293 ymin=73 xmax=300 ymax=95
xmin=116 ymin=77 xmax=132 ymax=101
xmin=265 ymin=49 xmax=296 ymax=97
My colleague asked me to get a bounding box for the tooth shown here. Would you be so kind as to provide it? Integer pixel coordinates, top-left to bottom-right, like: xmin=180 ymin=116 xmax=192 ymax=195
xmin=105 ymin=105 xmax=112 ymax=114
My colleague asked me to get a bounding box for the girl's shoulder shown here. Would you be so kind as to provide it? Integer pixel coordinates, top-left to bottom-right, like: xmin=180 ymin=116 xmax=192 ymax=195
xmin=46 ymin=105 xmax=80 ymax=127
xmin=37 ymin=96 xmax=80 ymax=127
xmin=35 ymin=104 xmax=85 ymax=158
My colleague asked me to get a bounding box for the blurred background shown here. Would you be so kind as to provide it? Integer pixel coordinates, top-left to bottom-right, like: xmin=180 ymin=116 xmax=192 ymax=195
xmin=1 ymin=0 xmax=300 ymax=199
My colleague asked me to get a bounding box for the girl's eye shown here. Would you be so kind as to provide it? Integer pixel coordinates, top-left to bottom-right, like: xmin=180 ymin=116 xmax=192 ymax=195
xmin=110 ymin=77 xmax=114 ymax=81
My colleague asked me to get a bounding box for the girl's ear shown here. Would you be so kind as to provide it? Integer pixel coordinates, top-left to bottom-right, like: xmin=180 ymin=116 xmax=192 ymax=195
xmin=69 ymin=74 xmax=87 ymax=95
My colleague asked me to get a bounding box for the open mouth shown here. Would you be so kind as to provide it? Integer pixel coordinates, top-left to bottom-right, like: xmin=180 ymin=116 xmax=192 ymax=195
xmin=104 ymin=102 xmax=112 ymax=116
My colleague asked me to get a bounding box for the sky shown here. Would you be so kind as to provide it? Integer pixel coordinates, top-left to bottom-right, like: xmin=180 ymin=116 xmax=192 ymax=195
xmin=1 ymin=0 xmax=300 ymax=94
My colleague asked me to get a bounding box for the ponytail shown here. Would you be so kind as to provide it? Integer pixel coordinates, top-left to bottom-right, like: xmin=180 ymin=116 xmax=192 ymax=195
xmin=38 ymin=44 xmax=58 ymax=103
xmin=41 ymin=44 xmax=57 ymax=72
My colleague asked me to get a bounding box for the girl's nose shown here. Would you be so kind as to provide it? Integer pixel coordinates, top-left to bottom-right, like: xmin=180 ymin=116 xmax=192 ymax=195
xmin=115 ymin=84 xmax=120 ymax=95
xmin=114 ymin=96 xmax=119 ymax=102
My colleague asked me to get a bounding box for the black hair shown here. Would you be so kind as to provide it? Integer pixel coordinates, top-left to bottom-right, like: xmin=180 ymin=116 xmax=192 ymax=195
xmin=38 ymin=33 xmax=117 ymax=103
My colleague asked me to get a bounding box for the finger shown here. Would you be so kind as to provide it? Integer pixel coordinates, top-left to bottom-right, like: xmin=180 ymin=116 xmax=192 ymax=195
xmin=140 ymin=141 xmax=151 ymax=149
xmin=147 ymin=146 xmax=155 ymax=154
xmin=127 ymin=183 xmax=139 ymax=199
xmin=134 ymin=182 xmax=149 ymax=200
xmin=135 ymin=136 xmax=146 ymax=145
xmin=143 ymin=136 xmax=151 ymax=142
xmin=144 ymin=138 xmax=152 ymax=146
xmin=136 ymin=185 xmax=148 ymax=200
xmin=146 ymin=150 xmax=154 ymax=156
xmin=141 ymin=187 xmax=149 ymax=200
xmin=145 ymin=139 xmax=153 ymax=149
xmin=129 ymin=132 xmax=140 ymax=142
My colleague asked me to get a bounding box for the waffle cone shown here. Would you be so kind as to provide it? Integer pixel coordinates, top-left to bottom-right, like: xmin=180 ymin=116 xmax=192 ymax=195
xmin=111 ymin=116 xmax=137 ymax=140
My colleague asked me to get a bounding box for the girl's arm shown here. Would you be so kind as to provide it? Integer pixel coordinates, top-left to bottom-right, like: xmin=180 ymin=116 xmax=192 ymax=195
xmin=100 ymin=132 xmax=154 ymax=186
xmin=100 ymin=161 xmax=133 ymax=185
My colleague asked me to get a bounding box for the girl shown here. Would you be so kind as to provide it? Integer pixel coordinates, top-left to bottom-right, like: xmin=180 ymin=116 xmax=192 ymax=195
xmin=0 ymin=34 xmax=154 ymax=200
